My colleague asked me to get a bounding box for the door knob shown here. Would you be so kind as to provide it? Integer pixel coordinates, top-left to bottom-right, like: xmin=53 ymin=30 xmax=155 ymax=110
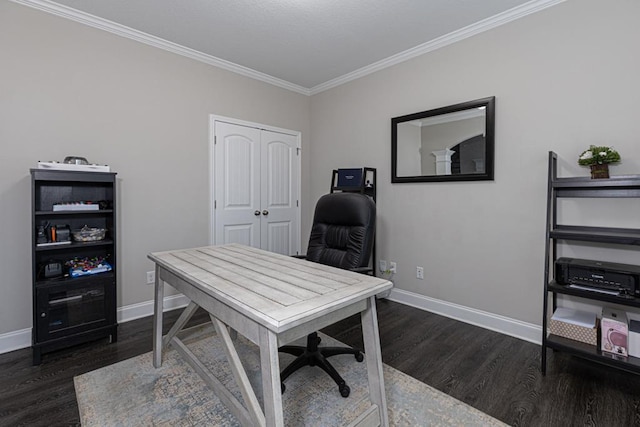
xmin=262 ymin=210 xmax=269 ymax=216
xmin=254 ymin=210 xmax=261 ymax=216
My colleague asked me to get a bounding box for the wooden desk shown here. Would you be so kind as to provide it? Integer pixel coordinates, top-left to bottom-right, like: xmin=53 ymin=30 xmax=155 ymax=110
xmin=148 ymin=244 xmax=393 ymax=427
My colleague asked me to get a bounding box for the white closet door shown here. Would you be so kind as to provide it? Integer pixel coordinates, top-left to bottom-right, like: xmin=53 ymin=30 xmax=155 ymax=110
xmin=213 ymin=120 xmax=299 ymax=255
xmin=260 ymin=130 xmax=299 ymax=256
xmin=214 ymin=121 xmax=261 ymax=248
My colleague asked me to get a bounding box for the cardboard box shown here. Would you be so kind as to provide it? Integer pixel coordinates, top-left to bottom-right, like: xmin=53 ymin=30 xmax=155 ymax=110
xmin=601 ymin=308 xmax=628 ymax=356
xmin=550 ymin=308 xmax=598 ymax=346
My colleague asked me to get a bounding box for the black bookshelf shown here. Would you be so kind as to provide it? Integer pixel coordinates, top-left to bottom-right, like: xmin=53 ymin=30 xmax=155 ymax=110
xmin=30 ymin=169 xmax=118 ymax=364
xmin=542 ymin=152 xmax=640 ymax=375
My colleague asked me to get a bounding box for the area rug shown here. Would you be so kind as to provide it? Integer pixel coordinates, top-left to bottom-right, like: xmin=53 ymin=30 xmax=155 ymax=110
xmin=75 ymin=325 xmax=506 ymax=426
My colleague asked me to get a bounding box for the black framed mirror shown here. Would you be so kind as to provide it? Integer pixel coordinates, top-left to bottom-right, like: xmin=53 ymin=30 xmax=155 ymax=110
xmin=391 ymin=96 xmax=495 ymax=183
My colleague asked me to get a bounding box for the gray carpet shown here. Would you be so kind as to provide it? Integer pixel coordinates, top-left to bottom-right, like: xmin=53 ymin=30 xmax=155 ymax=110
xmin=75 ymin=324 xmax=506 ymax=426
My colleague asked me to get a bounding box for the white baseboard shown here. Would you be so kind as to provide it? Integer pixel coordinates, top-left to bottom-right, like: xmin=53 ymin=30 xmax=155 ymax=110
xmin=386 ymin=288 xmax=542 ymax=345
xmin=0 ymin=328 xmax=32 ymax=354
xmin=0 ymin=294 xmax=190 ymax=355
xmin=116 ymin=293 xmax=190 ymax=323
xmin=1 ymin=289 xmax=542 ymax=355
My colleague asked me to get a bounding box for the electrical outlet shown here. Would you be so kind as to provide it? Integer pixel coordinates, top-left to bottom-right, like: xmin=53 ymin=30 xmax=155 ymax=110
xmin=416 ymin=266 xmax=424 ymax=280
xmin=379 ymin=260 xmax=387 ymax=272
xmin=146 ymin=270 xmax=155 ymax=285
xmin=389 ymin=262 xmax=397 ymax=273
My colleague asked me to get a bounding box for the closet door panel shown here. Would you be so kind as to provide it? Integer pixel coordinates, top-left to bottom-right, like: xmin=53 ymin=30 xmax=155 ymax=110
xmin=260 ymin=130 xmax=299 ymax=255
xmin=214 ymin=122 xmax=261 ymax=248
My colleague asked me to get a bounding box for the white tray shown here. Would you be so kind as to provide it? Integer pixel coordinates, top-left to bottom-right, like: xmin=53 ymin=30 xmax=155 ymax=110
xmin=37 ymin=162 xmax=111 ymax=172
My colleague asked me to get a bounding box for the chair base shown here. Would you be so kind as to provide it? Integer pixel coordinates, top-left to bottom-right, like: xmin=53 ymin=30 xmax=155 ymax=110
xmin=279 ymin=332 xmax=363 ymax=398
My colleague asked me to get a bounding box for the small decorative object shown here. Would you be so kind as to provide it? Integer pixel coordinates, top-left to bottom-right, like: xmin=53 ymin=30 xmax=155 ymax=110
xmin=63 ymin=156 xmax=89 ymax=165
xmin=578 ymin=145 xmax=621 ymax=179
xmin=72 ymin=225 xmax=106 ymax=242
xmin=66 ymin=255 xmax=112 ymax=277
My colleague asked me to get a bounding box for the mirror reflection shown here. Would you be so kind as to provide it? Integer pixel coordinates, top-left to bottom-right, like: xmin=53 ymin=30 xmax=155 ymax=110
xmin=392 ymin=97 xmax=495 ymax=183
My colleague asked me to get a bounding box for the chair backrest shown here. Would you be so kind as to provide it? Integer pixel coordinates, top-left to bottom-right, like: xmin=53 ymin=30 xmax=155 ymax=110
xmin=306 ymin=192 xmax=376 ymax=270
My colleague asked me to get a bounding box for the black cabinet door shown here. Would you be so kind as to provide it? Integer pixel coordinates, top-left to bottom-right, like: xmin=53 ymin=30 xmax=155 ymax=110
xmin=35 ymin=275 xmax=115 ymax=343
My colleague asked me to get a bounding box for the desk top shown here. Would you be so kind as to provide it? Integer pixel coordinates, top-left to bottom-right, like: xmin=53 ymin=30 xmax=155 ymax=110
xmin=148 ymin=244 xmax=392 ymax=333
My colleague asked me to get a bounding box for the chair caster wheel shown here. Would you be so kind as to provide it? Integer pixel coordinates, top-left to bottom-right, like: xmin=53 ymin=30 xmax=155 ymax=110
xmin=355 ymin=352 xmax=364 ymax=362
xmin=281 ymin=383 xmax=286 ymax=393
xmin=339 ymin=384 xmax=350 ymax=398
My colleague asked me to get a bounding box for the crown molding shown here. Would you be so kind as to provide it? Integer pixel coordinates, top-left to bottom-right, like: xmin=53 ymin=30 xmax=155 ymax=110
xmin=309 ymin=0 xmax=567 ymax=95
xmin=13 ymin=0 xmax=564 ymax=97
xmin=10 ymin=0 xmax=312 ymax=96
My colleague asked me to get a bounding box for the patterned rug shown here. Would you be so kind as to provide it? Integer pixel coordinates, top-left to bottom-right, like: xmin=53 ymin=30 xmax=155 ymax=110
xmin=75 ymin=324 xmax=506 ymax=426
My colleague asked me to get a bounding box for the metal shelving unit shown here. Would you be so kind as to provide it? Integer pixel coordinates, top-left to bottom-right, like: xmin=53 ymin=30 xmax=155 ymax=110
xmin=542 ymin=152 xmax=640 ymax=374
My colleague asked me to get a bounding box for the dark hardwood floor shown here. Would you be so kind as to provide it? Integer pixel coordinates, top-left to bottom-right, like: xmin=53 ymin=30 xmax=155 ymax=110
xmin=1 ymin=300 xmax=639 ymax=426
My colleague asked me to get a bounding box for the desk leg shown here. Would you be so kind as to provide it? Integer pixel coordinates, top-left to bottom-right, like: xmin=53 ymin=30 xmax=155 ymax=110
xmin=361 ymin=296 xmax=389 ymax=427
xmin=259 ymin=328 xmax=284 ymax=427
xmin=153 ymin=265 xmax=164 ymax=368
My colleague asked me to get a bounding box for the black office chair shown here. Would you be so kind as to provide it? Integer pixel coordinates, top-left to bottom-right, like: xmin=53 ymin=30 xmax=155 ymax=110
xmin=279 ymin=192 xmax=376 ymax=398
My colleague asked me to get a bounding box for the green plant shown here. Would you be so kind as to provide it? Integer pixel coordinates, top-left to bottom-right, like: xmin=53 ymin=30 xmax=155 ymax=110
xmin=578 ymin=145 xmax=621 ymax=166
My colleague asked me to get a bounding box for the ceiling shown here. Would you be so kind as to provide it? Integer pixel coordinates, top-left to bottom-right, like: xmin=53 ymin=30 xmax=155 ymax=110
xmin=21 ymin=0 xmax=563 ymax=94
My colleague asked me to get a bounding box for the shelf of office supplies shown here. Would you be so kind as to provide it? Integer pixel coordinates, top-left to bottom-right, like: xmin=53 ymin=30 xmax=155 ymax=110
xmin=542 ymin=152 xmax=640 ymax=375
xmin=35 ymin=238 xmax=115 ymax=252
xmin=30 ymin=168 xmax=118 ymax=365
xmin=35 ymin=209 xmax=114 ymax=216
xmin=34 ymin=270 xmax=115 ymax=288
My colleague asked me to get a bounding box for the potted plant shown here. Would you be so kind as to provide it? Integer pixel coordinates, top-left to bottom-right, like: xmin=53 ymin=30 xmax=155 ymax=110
xmin=578 ymin=145 xmax=621 ymax=179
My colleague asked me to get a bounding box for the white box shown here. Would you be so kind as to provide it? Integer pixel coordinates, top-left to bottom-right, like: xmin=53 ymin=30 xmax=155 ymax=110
xmin=53 ymin=203 xmax=100 ymax=211
xmin=629 ymin=320 xmax=640 ymax=358
xmin=37 ymin=161 xmax=110 ymax=172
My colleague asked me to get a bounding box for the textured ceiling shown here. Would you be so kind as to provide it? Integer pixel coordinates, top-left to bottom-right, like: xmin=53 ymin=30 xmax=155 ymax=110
xmin=40 ymin=0 xmax=560 ymax=93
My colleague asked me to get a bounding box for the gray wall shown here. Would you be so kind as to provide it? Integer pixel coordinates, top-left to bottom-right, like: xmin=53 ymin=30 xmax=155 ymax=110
xmin=309 ymin=0 xmax=640 ymax=326
xmin=0 ymin=1 xmax=310 ymax=337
